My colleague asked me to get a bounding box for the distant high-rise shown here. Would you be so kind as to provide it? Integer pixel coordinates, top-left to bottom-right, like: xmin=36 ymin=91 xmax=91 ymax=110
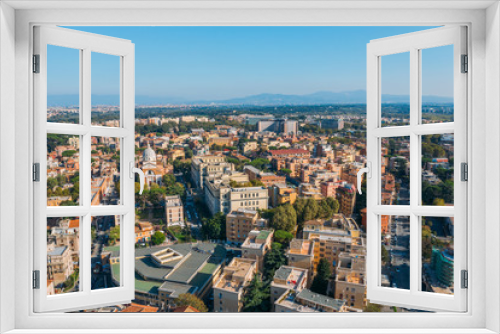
xmin=320 ymin=118 xmax=344 ymax=131
xmin=257 ymin=119 xmax=298 ymax=135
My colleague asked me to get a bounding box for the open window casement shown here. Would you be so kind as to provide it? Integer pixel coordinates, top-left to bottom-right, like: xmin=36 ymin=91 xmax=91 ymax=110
xmin=365 ymin=26 xmax=467 ymax=312
xmin=33 ymin=26 xmax=135 ymax=312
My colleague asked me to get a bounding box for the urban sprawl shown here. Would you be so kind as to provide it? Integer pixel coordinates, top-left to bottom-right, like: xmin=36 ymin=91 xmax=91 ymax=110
xmin=45 ymin=104 xmax=455 ymax=313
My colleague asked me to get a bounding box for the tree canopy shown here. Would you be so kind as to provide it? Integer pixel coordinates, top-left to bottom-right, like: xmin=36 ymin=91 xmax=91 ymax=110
xmin=310 ymin=258 xmax=332 ymax=295
xmin=174 ymin=293 xmax=208 ymax=312
xmin=242 ymin=274 xmax=270 ymax=312
xmin=151 ymin=231 xmax=166 ymax=245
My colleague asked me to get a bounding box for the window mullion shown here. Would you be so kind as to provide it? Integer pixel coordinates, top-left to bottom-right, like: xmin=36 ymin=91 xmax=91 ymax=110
xmin=409 ymin=47 xmax=420 ymax=294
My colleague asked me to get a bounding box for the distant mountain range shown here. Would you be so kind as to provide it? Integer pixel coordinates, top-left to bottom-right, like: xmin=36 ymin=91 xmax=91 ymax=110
xmin=48 ymin=90 xmax=453 ymax=107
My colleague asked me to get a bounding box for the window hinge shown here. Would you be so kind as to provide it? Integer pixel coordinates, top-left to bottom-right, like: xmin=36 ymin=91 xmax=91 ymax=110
xmin=461 ymin=270 xmax=468 ymax=289
xmin=33 ymin=54 xmax=40 ymax=73
xmin=461 ymin=54 xmax=468 ymax=73
xmin=33 ymin=270 xmax=40 ymax=289
xmin=461 ymin=162 xmax=468 ymax=182
xmin=33 ymin=163 xmax=40 ymax=182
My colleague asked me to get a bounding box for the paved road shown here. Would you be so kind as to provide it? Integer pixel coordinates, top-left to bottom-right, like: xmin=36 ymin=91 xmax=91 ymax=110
xmin=384 ymin=215 xmax=410 ymax=289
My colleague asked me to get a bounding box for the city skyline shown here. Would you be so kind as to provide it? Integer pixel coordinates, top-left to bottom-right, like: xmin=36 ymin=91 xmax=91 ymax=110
xmin=47 ymin=26 xmax=454 ymax=106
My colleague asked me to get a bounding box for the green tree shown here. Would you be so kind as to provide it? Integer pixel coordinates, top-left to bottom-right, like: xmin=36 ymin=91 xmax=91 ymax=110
xmin=108 ymin=225 xmax=120 ymax=245
xmin=273 ymin=230 xmax=293 ymax=246
xmin=381 ymin=245 xmax=390 ymax=264
xmin=202 ymin=212 xmax=226 ymax=240
xmin=270 ymin=204 xmax=297 ymax=233
xmin=242 ymin=274 xmax=270 ymax=312
xmin=151 ymin=231 xmax=166 ymax=245
xmin=263 ymin=243 xmax=286 ymax=279
xmin=310 ymin=258 xmax=332 ymax=295
xmin=280 ymin=168 xmax=292 ymax=175
xmin=174 ymin=293 xmax=208 ymax=312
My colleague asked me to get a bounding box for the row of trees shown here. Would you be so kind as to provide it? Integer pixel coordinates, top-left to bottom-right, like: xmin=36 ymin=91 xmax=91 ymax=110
xmin=263 ymin=197 xmax=340 ymax=234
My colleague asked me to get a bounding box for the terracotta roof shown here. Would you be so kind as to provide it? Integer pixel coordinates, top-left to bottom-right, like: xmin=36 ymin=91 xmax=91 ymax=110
xmin=173 ymin=305 xmax=200 ymax=313
xmin=121 ymin=303 xmax=159 ymax=313
xmin=269 ymin=149 xmax=310 ymax=156
xmin=68 ymin=219 xmax=79 ymax=229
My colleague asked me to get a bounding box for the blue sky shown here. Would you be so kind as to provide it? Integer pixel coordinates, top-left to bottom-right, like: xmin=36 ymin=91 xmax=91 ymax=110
xmin=48 ymin=26 xmax=453 ymax=102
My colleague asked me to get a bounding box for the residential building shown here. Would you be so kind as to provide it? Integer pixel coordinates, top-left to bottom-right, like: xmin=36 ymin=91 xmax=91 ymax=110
xmin=270 ymin=266 xmax=308 ymax=308
xmin=135 ymin=222 xmax=154 ymax=243
xmin=243 ymin=165 xmax=286 ymax=187
xmin=287 ymin=239 xmax=315 ymax=283
xmin=208 ymin=137 xmax=233 ymax=147
xmin=226 ymin=208 xmax=268 ymax=245
xmin=241 ymin=230 xmax=274 ymax=271
xmin=337 ymin=182 xmax=356 ymax=216
xmin=242 ymin=141 xmax=258 ymax=153
xmin=302 ymin=216 xmax=365 ymax=275
xmin=204 ymin=176 xmax=269 ymax=215
xmin=164 ymin=195 xmax=184 ymax=227
xmin=213 ymin=258 xmax=257 ymax=312
xmin=269 ymin=183 xmax=298 ymax=207
xmin=334 ymin=253 xmax=367 ymax=310
xmin=274 ymin=289 xmax=347 ymax=313
xmin=191 ymin=155 xmax=234 ymax=189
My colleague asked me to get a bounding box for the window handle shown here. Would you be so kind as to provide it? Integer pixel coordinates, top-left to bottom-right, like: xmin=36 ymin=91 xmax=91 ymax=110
xmin=357 ymin=162 xmax=371 ymax=195
xmin=130 ymin=162 xmax=145 ymax=195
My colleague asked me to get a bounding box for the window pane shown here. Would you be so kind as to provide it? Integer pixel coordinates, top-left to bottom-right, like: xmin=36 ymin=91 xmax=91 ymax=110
xmin=421 ymin=134 xmax=454 ymax=206
xmin=421 ymin=45 xmax=454 ymax=124
xmin=381 ymin=215 xmax=410 ymax=290
xmin=381 ymin=52 xmax=410 ymax=127
xmin=381 ymin=137 xmax=410 ymax=205
xmin=47 ymin=45 xmax=80 ymax=124
xmin=421 ymin=216 xmax=454 ymax=295
xmin=91 ymin=52 xmax=120 ymax=127
xmin=91 ymin=136 xmax=121 ymax=206
xmin=91 ymin=215 xmax=121 ymax=290
xmin=47 ymin=217 xmax=80 ymax=295
xmin=47 ymin=134 xmax=80 ymax=206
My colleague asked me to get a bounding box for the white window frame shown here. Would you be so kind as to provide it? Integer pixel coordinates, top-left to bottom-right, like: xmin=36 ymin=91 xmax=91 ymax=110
xmin=32 ymin=26 xmax=136 ymax=312
xmin=366 ymin=26 xmax=467 ymax=312
xmin=0 ymin=1 xmax=498 ymax=334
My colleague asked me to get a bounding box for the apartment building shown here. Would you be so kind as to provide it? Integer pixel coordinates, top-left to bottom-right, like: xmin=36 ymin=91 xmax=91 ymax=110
xmin=334 ymin=253 xmax=367 ymax=310
xmin=274 ymin=288 xmax=347 ymax=313
xmin=287 ymin=239 xmax=315 ymax=284
xmin=135 ymin=222 xmax=154 ymax=243
xmin=208 ymin=137 xmax=233 ymax=147
xmin=243 ymin=165 xmax=286 ymax=187
xmin=242 ymin=141 xmax=258 ymax=154
xmin=191 ymin=155 xmax=234 ymax=189
xmin=226 ymin=208 xmax=268 ymax=245
xmin=336 ymin=182 xmax=357 ymax=216
xmin=165 ymin=195 xmax=184 ymax=227
xmin=302 ymin=216 xmax=365 ymax=275
xmin=204 ymin=176 xmax=269 ymax=215
xmin=241 ymin=230 xmax=274 ymax=271
xmin=269 ymin=183 xmax=298 ymax=207
xmin=46 ymin=244 xmax=74 ymax=290
xmin=213 ymin=258 xmax=257 ymax=312
xmin=270 ymin=266 xmax=308 ymax=308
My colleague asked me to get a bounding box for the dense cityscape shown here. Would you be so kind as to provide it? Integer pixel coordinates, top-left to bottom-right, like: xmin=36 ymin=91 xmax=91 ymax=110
xmin=45 ymin=103 xmax=455 ymax=313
